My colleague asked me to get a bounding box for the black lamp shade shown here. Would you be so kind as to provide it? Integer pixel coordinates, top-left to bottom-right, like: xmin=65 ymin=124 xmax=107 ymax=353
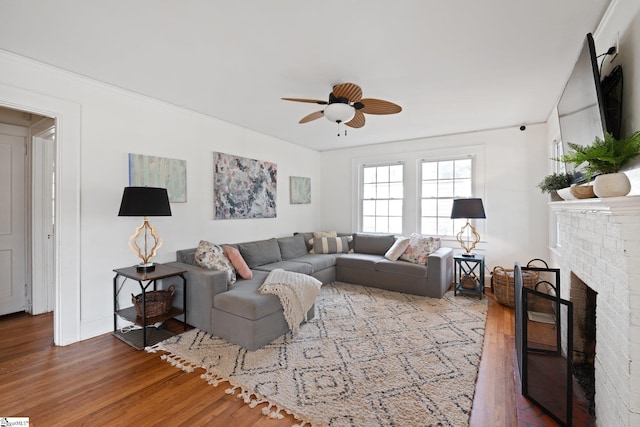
xmin=450 ymin=198 xmax=486 ymax=219
xmin=118 ymin=187 xmax=172 ymax=217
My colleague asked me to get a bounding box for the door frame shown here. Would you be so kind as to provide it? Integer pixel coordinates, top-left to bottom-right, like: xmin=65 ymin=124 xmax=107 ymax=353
xmin=0 ymin=83 xmax=81 ymax=346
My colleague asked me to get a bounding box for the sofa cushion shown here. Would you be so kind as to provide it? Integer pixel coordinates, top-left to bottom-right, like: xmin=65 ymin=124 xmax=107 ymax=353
xmin=384 ymin=236 xmax=410 ymax=261
xmin=311 ymin=236 xmax=351 ymax=254
xmin=399 ymin=233 xmax=441 ymax=264
xmin=253 ymin=260 xmax=314 ymax=275
xmin=335 ymin=253 xmax=381 ymax=271
xmin=237 ymin=238 xmax=282 ymax=268
xmin=213 ymin=271 xmax=283 ymax=320
xmin=277 ymin=235 xmax=308 ymax=260
xmin=290 ymin=253 xmax=340 ymax=272
xmin=223 ymin=245 xmax=253 ymax=279
xmin=354 ymin=233 xmax=396 ymax=255
xmin=194 ymin=240 xmax=237 ymax=285
xmin=294 ymin=232 xmax=314 ymax=251
xmin=375 ymin=259 xmax=428 ymax=278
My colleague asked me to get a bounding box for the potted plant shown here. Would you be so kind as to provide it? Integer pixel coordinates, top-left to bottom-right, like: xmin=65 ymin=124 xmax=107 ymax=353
xmin=557 ymin=131 xmax=640 ymax=197
xmin=537 ymin=172 xmax=575 ymax=201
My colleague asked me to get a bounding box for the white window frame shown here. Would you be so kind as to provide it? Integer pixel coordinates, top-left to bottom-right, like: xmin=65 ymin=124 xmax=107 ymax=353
xmin=419 ymin=156 xmax=475 ymax=238
xmin=359 ymin=161 xmax=405 ymax=234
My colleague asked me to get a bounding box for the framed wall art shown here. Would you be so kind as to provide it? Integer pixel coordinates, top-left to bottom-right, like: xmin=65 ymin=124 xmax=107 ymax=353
xmin=289 ymin=176 xmax=311 ymax=204
xmin=128 ymin=153 xmax=187 ymax=202
xmin=213 ymin=152 xmax=277 ymax=219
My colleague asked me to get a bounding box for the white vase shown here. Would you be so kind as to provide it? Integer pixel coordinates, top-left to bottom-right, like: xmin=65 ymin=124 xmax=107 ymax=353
xmin=593 ymin=172 xmax=631 ymax=198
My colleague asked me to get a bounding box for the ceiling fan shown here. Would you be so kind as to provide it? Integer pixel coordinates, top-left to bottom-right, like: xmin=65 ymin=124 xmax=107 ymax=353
xmin=282 ymin=82 xmax=402 ymax=133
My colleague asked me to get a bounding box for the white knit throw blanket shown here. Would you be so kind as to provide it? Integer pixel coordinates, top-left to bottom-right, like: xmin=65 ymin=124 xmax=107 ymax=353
xmin=259 ymin=269 xmax=322 ymax=334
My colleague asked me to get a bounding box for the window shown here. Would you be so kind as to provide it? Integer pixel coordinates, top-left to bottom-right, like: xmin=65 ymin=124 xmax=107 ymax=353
xmin=361 ymin=163 xmax=403 ymax=234
xmin=420 ymin=158 xmax=473 ymax=236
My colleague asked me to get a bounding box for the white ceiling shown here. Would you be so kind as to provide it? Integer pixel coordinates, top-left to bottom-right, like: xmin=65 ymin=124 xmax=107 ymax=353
xmin=0 ymin=0 xmax=612 ymax=151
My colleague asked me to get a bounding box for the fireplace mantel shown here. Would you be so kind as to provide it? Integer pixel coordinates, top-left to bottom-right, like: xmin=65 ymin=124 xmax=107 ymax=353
xmin=549 ymin=194 xmax=640 ymax=214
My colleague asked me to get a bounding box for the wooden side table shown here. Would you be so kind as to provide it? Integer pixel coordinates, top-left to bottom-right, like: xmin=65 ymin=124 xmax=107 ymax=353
xmin=453 ymin=254 xmax=485 ymax=299
xmin=113 ymin=264 xmax=187 ymax=349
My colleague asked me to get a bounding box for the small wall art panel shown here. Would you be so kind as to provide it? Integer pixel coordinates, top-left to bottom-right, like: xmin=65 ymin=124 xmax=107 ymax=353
xmin=128 ymin=153 xmax=187 ymax=202
xmin=214 ymin=152 xmax=277 ymax=219
xmin=290 ymin=176 xmax=311 ymax=204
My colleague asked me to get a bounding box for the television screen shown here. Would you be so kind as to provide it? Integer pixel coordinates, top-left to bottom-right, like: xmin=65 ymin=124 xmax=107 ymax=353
xmin=557 ymin=33 xmax=607 ymax=182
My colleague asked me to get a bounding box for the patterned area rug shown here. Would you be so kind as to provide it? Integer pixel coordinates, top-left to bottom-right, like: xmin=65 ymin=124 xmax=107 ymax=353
xmin=149 ymin=282 xmax=488 ymax=426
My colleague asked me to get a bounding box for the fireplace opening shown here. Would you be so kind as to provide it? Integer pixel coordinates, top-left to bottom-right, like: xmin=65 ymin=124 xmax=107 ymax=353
xmin=570 ymin=272 xmax=597 ymax=415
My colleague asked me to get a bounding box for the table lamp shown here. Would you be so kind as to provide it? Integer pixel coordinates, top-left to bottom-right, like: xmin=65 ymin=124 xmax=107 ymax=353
xmin=450 ymin=198 xmax=486 ymax=257
xmin=118 ymin=187 xmax=171 ymax=271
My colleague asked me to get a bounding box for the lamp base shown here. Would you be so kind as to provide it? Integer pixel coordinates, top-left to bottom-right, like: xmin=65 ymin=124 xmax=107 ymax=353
xmin=461 ymin=253 xmax=476 ymax=258
xmin=136 ymin=263 xmax=156 ymax=272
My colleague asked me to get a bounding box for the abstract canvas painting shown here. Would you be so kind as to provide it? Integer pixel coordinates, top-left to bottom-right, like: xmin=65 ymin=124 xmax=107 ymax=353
xmin=289 ymin=176 xmax=311 ymax=204
xmin=214 ymin=152 xmax=277 ymax=219
xmin=128 ymin=153 xmax=187 ymax=202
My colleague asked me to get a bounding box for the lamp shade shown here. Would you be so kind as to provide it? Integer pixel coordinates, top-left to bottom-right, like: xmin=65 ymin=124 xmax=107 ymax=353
xmin=450 ymin=198 xmax=486 ymax=219
xmin=118 ymin=187 xmax=172 ymax=217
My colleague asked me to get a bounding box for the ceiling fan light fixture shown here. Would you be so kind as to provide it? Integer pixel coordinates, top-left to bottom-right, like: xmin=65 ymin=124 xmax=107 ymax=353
xmin=323 ymin=103 xmax=355 ymax=124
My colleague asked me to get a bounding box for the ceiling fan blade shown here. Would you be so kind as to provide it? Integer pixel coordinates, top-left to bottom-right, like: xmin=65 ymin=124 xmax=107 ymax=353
xmin=282 ymin=97 xmax=328 ymax=105
xmin=360 ymin=98 xmax=403 ymax=115
xmin=345 ymin=110 xmax=365 ymax=128
xmin=332 ymin=83 xmax=363 ymax=103
xmin=299 ymin=110 xmax=324 ymax=124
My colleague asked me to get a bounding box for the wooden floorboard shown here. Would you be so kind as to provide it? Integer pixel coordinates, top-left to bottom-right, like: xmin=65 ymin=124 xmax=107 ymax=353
xmin=0 ymin=294 xmax=543 ymax=426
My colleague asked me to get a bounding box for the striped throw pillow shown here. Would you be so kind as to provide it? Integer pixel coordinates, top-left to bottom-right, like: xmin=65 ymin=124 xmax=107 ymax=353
xmin=312 ymin=236 xmax=351 ymax=254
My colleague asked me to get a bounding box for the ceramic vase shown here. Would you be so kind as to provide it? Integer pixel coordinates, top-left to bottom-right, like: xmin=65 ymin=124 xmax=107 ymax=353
xmin=593 ymin=172 xmax=631 ymax=198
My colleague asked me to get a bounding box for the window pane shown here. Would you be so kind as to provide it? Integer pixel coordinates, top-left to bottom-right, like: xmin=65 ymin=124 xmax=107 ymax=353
xmin=375 ymin=217 xmax=388 ymax=233
xmin=422 ymin=217 xmax=437 ymax=235
xmin=377 ymin=183 xmax=389 ymax=199
xmin=455 ymin=159 xmax=472 ymax=178
xmin=438 ymin=161 xmax=454 ymax=179
xmin=363 ymin=200 xmax=375 ymax=216
xmin=422 ymin=199 xmax=437 ymax=216
xmin=422 ymin=162 xmax=437 ymax=180
xmin=438 ymin=179 xmax=454 ymax=197
xmin=389 ymin=165 xmax=403 ymax=182
xmin=363 ymin=167 xmax=377 ymax=183
xmin=389 ymin=182 xmax=403 ymax=198
xmin=438 ymin=198 xmax=453 ymax=217
xmin=455 ymin=178 xmax=472 ymax=197
xmin=363 ymin=216 xmax=376 ymax=232
xmin=389 ymin=200 xmax=403 ymax=216
xmin=377 ymin=166 xmax=389 ymax=182
xmin=363 ymin=183 xmax=376 ymax=199
xmin=438 ymin=220 xmax=453 ymax=236
xmin=376 ymin=200 xmax=389 ymax=216
xmin=422 ymin=181 xmax=437 ymax=198
xmin=389 ymin=217 xmax=402 ymax=234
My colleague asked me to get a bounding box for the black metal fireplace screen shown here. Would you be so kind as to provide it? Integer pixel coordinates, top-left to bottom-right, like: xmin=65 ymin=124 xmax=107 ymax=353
xmin=515 ymin=260 xmax=574 ymax=426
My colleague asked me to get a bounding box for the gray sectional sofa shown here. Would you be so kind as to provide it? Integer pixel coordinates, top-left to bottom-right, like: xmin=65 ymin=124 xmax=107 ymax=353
xmin=165 ymin=232 xmax=453 ymax=350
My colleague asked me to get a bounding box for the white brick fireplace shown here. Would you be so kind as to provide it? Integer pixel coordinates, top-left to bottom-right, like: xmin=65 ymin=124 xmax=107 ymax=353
xmin=550 ymin=196 xmax=640 ymax=427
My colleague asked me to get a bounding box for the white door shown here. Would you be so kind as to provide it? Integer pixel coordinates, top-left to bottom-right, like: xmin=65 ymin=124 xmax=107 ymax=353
xmin=0 ymin=124 xmax=27 ymax=315
xmin=32 ymin=127 xmax=55 ymax=314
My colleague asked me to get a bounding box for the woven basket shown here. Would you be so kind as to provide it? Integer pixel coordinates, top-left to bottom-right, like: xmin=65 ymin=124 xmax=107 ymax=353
xmin=132 ymin=285 xmax=176 ymax=318
xmin=492 ymin=267 xmax=539 ymax=308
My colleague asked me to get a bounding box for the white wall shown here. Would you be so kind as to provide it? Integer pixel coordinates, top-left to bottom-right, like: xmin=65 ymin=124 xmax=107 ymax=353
xmin=320 ymin=124 xmax=549 ymax=271
xmin=0 ymin=51 xmax=323 ymax=341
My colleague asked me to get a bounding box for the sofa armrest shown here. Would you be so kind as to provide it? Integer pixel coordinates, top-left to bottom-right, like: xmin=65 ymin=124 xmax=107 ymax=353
xmin=425 ymin=247 xmax=454 ymax=298
xmin=164 ymin=261 xmax=228 ymax=331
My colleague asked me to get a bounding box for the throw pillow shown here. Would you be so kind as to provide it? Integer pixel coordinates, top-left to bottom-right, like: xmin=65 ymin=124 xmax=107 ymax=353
xmin=195 ymin=240 xmax=237 ymax=285
xmin=384 ymin=236 xmax=410 ymax=261
xmin=313 ymin=231 xmax=337 ymax=238
xmin=311 ymin=236 xmax=351 ymax=254
xmin=222 ymin=245 xmax=253 ymax=280
xmin=399 ymin=233 xmax=441 ymax=264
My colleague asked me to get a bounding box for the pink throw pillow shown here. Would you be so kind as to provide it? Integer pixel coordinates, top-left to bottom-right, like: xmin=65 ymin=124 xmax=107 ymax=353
xmin=223 ymin=245 xmax=253 ymax=279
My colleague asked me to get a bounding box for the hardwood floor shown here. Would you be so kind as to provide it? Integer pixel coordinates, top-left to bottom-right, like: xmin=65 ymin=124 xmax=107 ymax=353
xmin=0 ymin=295 xmax=527 ymax=426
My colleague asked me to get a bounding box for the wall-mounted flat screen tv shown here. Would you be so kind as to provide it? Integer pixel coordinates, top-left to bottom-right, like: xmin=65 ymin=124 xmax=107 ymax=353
xmin=557 ymin=33 xmax=607 ymax=182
